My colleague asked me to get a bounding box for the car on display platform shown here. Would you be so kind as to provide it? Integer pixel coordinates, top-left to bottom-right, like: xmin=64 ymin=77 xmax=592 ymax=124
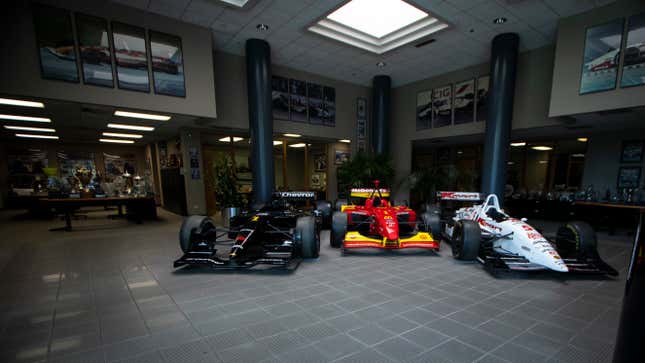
xmin=174 ymin=191 xmax=331 ymax=270
xmin=330 ymin=181 xmax=440 ymax=253
xmin=435 ymin=191 xmax=618 ymax=276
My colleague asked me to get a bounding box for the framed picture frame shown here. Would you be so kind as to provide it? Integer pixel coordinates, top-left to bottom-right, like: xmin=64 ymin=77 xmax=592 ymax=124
xmin=323 ymin=86 xmax=336 ymax=126
xmin=357 ymin=98 xmax=367 ymax=119
xmin=453 ymin=79 xmax=475 ymax=125
xmin=289 ymin=79 xmax=307 ymax=122
xmin=33 ymin=4 xmax=79 ymax=83
xmin=432 ymin=84 xmax=452 ymax=128
xmin=620 ymin=12 xmax=645 ymax=88
xmin=476 ymin=75 xmax=489 ymax=122
xmin=112 ymin=22 xmax=150 ymax=93
xmin=314 ymin=153 xmax=327 ymax=171
xmin=621 ymin=141 xmax=644 ymax=163
xmin=307 ymin=83 xmax=324 ymax=125
xmin=617 ymin=166 xmax=641 ymax=188
xmin=579 ymin=18 xmax=625 ymax=95
xmin=335 ymin=150 xmax=350 ymax=165
xmin=416 ymin=90 xmax=432 ymax=130
xmin=272 ymin=75 xmax=290 ymax=120
xmin=76 ymin=13 xmax=113 ymax=88
xmin=149 ymin=31 xmax=186 ymax=97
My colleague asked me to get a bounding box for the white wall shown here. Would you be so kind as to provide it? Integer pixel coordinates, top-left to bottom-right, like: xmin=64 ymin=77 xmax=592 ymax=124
xmin=0 ymin=0 xmax=216 ymax=118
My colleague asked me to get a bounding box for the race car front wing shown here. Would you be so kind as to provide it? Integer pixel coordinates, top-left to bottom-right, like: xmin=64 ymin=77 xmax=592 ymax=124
xmin=342 ymin=231 xmax=439 ymax=250
xmin=478 ymin=251 xmax=619 ymax=276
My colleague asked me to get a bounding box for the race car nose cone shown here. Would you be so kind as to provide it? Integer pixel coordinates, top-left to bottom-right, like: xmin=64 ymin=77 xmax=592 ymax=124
xmin=551 ymin=262 xmax=568 ymax=272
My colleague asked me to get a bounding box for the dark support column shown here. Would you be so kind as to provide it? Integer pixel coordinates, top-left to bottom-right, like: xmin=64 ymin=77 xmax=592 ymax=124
xmin=371 ymin=75 xmax=391 ymax=155
xmin=246 ymin=39 xmax=274 ymax=204
xmin=480 ymin=33 xmax=519 ymax=205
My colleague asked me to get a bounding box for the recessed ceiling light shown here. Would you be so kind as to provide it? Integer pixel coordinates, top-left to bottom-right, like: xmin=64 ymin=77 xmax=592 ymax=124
xmin=16 ymin=133 xmax=59 ymax=139
xmin=289 ymin=143 xmax=307 ymax=148
xmin=218 ymin=136 xmax=243 ymax=142
xmin=309 ymin=0 xmax=449 ymax=54
xmin=538 ymin=160 xmax=548 ymax=164
xmin=339 ymin=139 xmax=351 ymax=143
xmin=256 ymin=23 xmax=269 ymax=31
xmin=376 ymin=61 xmax=386 ymax=67
xmin=107 ymin=123 xmax=155 ymax=131
xmin=284 ymin=133 xmax=301 ymax=138
xmin=493 ymin=17 xmax=507 ymax=24
xmin=507 ymin=161 xmax=515 ymax=165
xmin=0 ymin=98 xmax=44 ymax=108
xmin=100 ymin=138 xmax=135 ymax=144
xmin=273 ymin=140 xmax=283 ymax=146
xmin=577 ymin=137 xmax=588 ymax=142
xmin=114 ymin=110 xmax=170 ymax=121
xmin=4 ymin=125 xmax=55 ymax=132
xmin=102 ymin=132 xmax=143 ymax=139
xmin=531 ymin=146 xmax=553 ymax=151
xmin=510 ymin=142 xmax=526 ymax=147
xmin=0 ymin=114 xmax=51 ymax=123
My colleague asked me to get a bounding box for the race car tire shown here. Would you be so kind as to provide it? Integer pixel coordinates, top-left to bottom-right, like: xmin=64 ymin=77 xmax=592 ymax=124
xmin=296 ymin=216 xmax=319 ymax=258
xmin=179 ymin=215 xmax=216 ymax=253
xmin=555 ymin=221 xmax=598 ymax=259
xmin=331 ymin=211 xmax=347 ymax=248
xmin=315 ymin=200 xmax=332 ymax=228
xmin=420 ymin=212 xmax=441 ymax=237
xmin=452 ymin=220 xmax=481 ymax=261
xmin=335 ymin=199 xmax=348 ymax=211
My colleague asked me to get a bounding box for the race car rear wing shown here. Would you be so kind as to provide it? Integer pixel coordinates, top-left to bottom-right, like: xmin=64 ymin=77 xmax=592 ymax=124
xmin=350 ymin=188 xmax=390 ymax=198
xmin=436 ymin=191 xmax=485 ymax=202
xmin=272 ymin=191 xmax=316 ymax=200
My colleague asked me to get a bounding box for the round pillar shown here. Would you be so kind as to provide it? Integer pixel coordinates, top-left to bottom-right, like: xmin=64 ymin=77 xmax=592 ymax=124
xmin=371 ymin=75 xmax=391 ymax=155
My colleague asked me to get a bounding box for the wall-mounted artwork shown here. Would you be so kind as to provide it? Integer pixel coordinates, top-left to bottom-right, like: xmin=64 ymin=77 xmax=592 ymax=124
xmin=357 ymin=98 xmax=367 ymax=119
xmin=307 ymin=83 xmax=324 ymax=124
xmin=289 ymin=79 xmax=307 ymax=122
xmin=104 ymin=153 xmax=136 ymax=179
xmin=453 ymin=79 xmax=475 ymax=124
xmin=617 ymin=166 xmax=641 ymax=188
xmin=621 ymin=13 xmax=645 ymax=88
xmin=621 ymin=140 xmax=644 ymax=163
xmin=150 ymin=31 xmax=185 ymax=97
xmin=335 ymin=150 xmax=350 ymax=165
xmin=112 ymin=22 xmax=150 ymax=92
xmin=76 ymin=14 xmax=113 ymax=87
xmin=323 ymin=86 xmax=336 ymax=126
xmin=416 ymin=90 xmax=432 ymax=130
xmin=476 ymin=75 xmax=489 ymax=122
xmin=432 ymin=85 xmax=452 ymax=128
xmin=33 ymin=5 xmax=78 ymax=82
xmin=579 ymin=19 xmax=624 ymax=94
xmin=314 ymin=153 xmax=327 ymax=171
xmin=272 ymin=76 xmax=289 ymax=120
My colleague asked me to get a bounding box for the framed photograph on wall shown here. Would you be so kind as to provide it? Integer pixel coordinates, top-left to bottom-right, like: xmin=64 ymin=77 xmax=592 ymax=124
xmin=323 ymin=86 xmax=336 ymax=126
xmin=150 ymin=31 xmax=185 ymax=97
xmin=76 ymin=14 xmax=113 ymax=87
xmin=453 ymin=79 xmax=475 ymax=124
xmin=307 ymin=83 xmax=324 ymax=124
xmin=357 ymin=118 xmax=366 ymax=140
xmin=579 ymin=19 xmax=624 ymax=95
xmin=620 ymin=140 xmax=644 ymax=163
xmin=432 ymin=84 xmax=452 ymax=128
xmin=289 ymin=79 xmax=307 ymax=122
xmin=357 ymin=98 xmax=367 ymax=119
xmin=620 ymin=12 xmax=645 ymax=88
xmin=33 ymin=5 xmax=79 ymax=82
xmin=476 ymin=75 xmax=489 ymax=122
xmin=112 ymin=22 xmax=150 ymax=92
xmin=617 ymin=166 xmax=641 ymax=188
xmin=314 ymin=153 xmax=327 ymax=171
xmin=416 ymin=90 xmax=432 ymax=130
xmin=271 ymin=76 xmax=290 ymax=120
xmin=335 ymin=150 xmax=350 ymax=165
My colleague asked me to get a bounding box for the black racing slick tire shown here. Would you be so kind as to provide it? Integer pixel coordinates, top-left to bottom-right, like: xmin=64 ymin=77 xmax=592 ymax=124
xmin=420 ymin=212 xmax=441 ymax=237
xmin=452 ymin=220 xmax=481 ymax=261
xmin=335 ymin=199 xmax=348 ymax=211
xmin=331 ymin=211 xmax=347 ymax=248
xmin=179 ymin=216 xmax=216 ymax=253
xmin=315 ymin=200 xmax=332 ymax=229
xmin=555 ymin=221 xmax=598 ymax=259
xmin=296 ymin=216 xmax=319 ymax=258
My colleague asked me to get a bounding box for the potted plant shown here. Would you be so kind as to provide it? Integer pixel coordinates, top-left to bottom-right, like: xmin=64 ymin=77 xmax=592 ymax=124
xmin=213 ymin=153 xmax=242 ymax=227
xmin=337 ymin=151 xmax=395 ymax=197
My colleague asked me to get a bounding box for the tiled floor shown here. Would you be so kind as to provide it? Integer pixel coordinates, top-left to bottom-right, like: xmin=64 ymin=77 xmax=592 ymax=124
xmin=0 ymin=207 xmax=634 ymax=363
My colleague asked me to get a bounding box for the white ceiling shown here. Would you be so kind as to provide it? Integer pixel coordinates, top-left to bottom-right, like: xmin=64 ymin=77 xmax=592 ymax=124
xmin=113 ymin=0 xmax=614 ymax=87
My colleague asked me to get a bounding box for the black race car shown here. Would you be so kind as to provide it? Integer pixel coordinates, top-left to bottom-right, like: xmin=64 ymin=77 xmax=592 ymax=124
xmin=174 ymin=192 xmax=330 ymax=270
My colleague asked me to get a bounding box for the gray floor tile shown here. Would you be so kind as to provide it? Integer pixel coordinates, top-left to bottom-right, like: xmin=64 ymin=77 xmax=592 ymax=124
xmin=427 ymin=339 xmax=486 ymax=363
xmin=295 ymin=321 xmax=339 ymax=341
xmin=376 ymin=315 xmax=420 ymax=334
xmin=274 ymin=345 xmax=328 ymax=363
xmin=104 ymin=335 xmax=157 ymax=362
xmin=492 ymin=342 xmax=548 ymax=363
xmin=336 ymin=348 xmax=394 ymax=363
xmin=160 ymin=339 xmax=217 ymax=363
xmin=204 ymin=328 xmax=253 ymax=351
xmin=314 ymin=333 xmax=366 ymax=360
xmin=374 ymin=336 xmax=425 ymax=361
xmin=347 ymin=323 xmax=393 ymax=346
xmin=257 ymin=330 xmax=309 ymax=354
xmin=513 ymin=332 xmax=564 ymax=358
xmin=402 ymin=326 xmax=451 ymax=349
xmin=115 ymin=350 xmax=163 ymax=363
xmin=456 ymin=328 xmax=505 ymax=353
xmin=218 ymin=342 xmax=273 ymax=363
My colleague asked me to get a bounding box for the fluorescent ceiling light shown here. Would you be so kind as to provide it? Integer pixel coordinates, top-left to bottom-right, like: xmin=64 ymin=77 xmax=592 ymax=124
xmin=339 ymin=139 xmax=351 ymax=143
xmin=114 ymin=110 xmax=170 ymax=121
xmin=0 ymin=114 xmax=51 ymax=123
xmin=273 ymin=140 xmax=283 ymax=146
xmin=538 ymin=160 xmax=549 ymax=164
xmin=531 ymin=146 xmax=553 ymax=151
xmin=577 ymin=138 xmax=588 ymax=142
xmin=102 ymin=132 xmax=143 ymax=139
xmin=510 ymin=142 xmax=526 ymax=147
xmin=100 ymin=138 xmax=135 ymax=144
xmin=107 ymin=123 xmax=155 ymax=131
xmin=4 ymin=125 xmax=55 ymax=132
xmin=572 ymin=153 xmax=585 ymax=157
xmin=219 ymin=0 xmax=249 ymax=7
xmin=218 ymin=136 xmax=243 ymax=142
xmin=309 ymin=0 xmax=449 ymax=54
xmin=289 ymin=143 xmax=307 ymax=148
xmin=0 ymin=98 xmax=44 ymax=108
xmin=16 ymin=133 xmax=59 ymax=140
xmin=284 ymin=133 xmax=301 ymax=138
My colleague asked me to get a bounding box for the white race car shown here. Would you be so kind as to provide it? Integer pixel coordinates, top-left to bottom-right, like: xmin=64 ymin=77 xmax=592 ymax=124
xmin=435 ymin=192 xmax=618 ymax=275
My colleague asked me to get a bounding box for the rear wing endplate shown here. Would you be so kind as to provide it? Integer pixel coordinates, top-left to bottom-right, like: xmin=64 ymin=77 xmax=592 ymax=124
xmin=350 ymin=188 xmax=390 ymax=198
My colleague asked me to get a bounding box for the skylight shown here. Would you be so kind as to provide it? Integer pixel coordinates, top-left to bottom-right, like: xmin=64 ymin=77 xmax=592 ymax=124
xmin=309 ymin=0 xmax=449 ymax=54
xmin=219 ymin=0 xmax=249 ymax=8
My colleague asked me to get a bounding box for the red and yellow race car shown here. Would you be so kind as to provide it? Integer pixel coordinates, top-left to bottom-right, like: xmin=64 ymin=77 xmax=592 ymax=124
xmin=330 ymin=181 xmax=440 ymax=253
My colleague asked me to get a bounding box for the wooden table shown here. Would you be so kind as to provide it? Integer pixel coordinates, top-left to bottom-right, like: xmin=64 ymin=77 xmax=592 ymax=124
xmin=574 ymin=201 xmax=645 ymax=235
xmin=41 ymin=196 xmax=157 ymax=231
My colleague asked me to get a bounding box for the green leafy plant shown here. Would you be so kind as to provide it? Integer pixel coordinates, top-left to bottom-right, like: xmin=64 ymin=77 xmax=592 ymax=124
xmin=213 ymin=153 xmax=242 ymax=208
xmin=337 ymin=152 xmax=395 ymax=195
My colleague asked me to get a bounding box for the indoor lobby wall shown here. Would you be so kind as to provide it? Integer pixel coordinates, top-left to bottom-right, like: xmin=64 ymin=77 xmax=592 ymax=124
xmin=0 ymin=0 xmax=217 ymax=118
xmin=549 ymin=0 xmax=645 ymax=117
